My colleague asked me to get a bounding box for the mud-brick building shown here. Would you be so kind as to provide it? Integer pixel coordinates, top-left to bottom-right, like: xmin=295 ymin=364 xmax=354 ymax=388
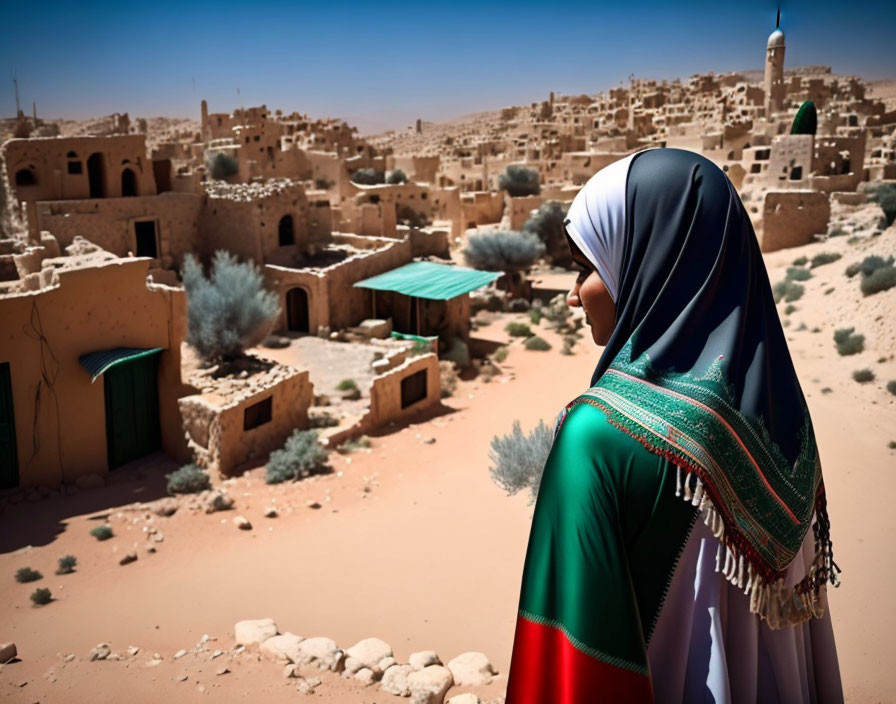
xmin=0 ymin=257 xmax=191 ymax=490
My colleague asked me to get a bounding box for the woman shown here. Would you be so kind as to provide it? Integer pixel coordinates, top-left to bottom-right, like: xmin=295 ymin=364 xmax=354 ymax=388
xmin=504 ymin=148 xmax=843 ymax=703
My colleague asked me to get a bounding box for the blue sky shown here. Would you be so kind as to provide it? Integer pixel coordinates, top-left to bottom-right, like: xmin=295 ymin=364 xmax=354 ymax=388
xmin=2 ymin=1 xmax=895 ymax=134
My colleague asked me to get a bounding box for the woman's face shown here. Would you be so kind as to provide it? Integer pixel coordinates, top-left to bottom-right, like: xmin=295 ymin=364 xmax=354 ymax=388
xmin=565 ymin=234 xmax=616 ymax=346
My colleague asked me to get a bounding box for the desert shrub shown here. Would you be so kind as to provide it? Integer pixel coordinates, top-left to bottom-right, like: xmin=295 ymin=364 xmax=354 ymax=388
xmin=90 ymin=525 xmax=114 ymax=541
xmin=845 ymin=262 xmax=862 ymax=278
xmin=261 ymin=335 xmax=290 ymax=349
xmin=336 ymin=378 xmax=358 ymax=391
xmin=508 ymin=297 xmax=530 ymax=312
xmin=15 ymin=567 xmax=42 ymax=583
xmin=499 ymin=165 xmax=540 ymax=197
xmin=522 ymin=201 xmax=570 ymax=265
xmin=30 ymin=588 xmax=52 ymax=606
xmin=523 ymin=335 xmax=551 ymax=351
xmin=493 ymin=346 xmax=509 ymax=364
xmin=205 ymin=152 xmax=238 ymax=180
xmin=868 ymin=183 xmax=896 ymax=226
xmin=506 ymin=322 xmax=533 ymax=337
xmin=810 ymin=252 xmax=841 ymax=268
xmin=439 ymin=360 xmax=459 ymax=398
xmin=182 ymin=251 xmax=280 ymax=364
xmin=784 ymin=304 xmax=797 ymax=315
xmin=396 ymin=204 xmax=431 ymax=228
xmin=889 ymin=441 xmax=896 ymax=450
xmin=887 ymin=380 xmax=896 ymax=396
xmin=309 ymin=411 xmax=340 ymax=428
xmin=350 ymin=168 xmax=385 ymax=185
xmin=489 ymin=418 xmax=553 ymax=505
xmin=528 ymin=308 xmax=543 ymax=325
xmin=56 ymin=555 xmax=77 ymax=575
xmin=860 ymin=266 xmax=896 ymax=296
xmin=265 ymin=429 xmax=328 ymax=484
xmin=165 ymin=463 xmax=211 ymax=495
xmin=462 ymin=230 xmax=545 ymax=272
xmin=827 ymin=226 xmax=846 ymax=238
xmin=792 ymin=256 xmax=808 ymax=266
xmin=852 ymin=368 xmax=875 ymax=383
xmin=336 ymin=435 xmax=372 ymax=454
xmin=773 ymin=280 xmax=804 ymax=303
xmin=855 ymin=255 xmax=894 ymax=278
xmin=786 ymin=266 xmax=812 ymax=281
xmin=542 ymin=292 xmax=574 ymax=331
xmin=385 ymin=169 xmax=407 ymax=184
xmin=833 ymin=327 xmax=865 ymax=356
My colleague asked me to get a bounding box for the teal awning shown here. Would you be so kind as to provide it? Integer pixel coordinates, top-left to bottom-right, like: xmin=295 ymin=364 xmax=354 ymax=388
xmin=352 ymin=261 xmax=502 ymax=300
xmin=78 ymin=347 xmax=164 ymax=383
xmin=389 ymin=331 xmax=438 ymax=343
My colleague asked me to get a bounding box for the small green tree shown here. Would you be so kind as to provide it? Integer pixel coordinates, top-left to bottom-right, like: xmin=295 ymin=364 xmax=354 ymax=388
xmin=182 ymin=251 xmax=280 ymax=364
xmin=205 ymin=152 xmax=239 ymax=181
xmin=463 ymin=231 xmax=545 ymax=300
xmin=522 ymin=201 xmax=570 ymax=266
xmin=351 ymin=168 xmax=385 ymax=185
xmin=385 ymin=169 xmax=407 ymax=184
xmin=499 ymin=165 xmax=541 ymax=197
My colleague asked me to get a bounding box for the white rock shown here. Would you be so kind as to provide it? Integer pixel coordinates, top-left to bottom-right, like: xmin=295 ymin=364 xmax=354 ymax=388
xmin=447 ymin=695 xmax=481 ymax=704
xmin=173 ymin=649 xmax=187 ymax=659
xmin=264 ymin=506 xmax=278 ymax=518
xmin=1 ymin=642 xmax=18 ymax=663
xmin=378 ymin=655 xmax=396 ymax=672
xmin=296 ymin=636 xmax=344 ymax=671
xmin=380 ymin=663 xmax=414 ymax=696
xmin=119 ymin=550 xmax=137 ymax=565
xmin=204 ymin=490 xmax=234 ymax=514
xmin=446 ymin=652 xmax=496 ymax=686
xmin=89 ymin=643 xmax=111 ymax=661
xmin=150 ymin=497 xmax=179 ymax=517
xmin=407 ymin=664 xmax=454 ymax=704
xmin=354 ymin=666 xmax=377 ymax=685
xmin=346 ymin=637 xmax=392 ymax=673
xmin=260 ymin=632 xmax=304 ymax=662
xmin=233 ymin=515 xmax=252 ymax=530
xmin=234 ymin=619 xmax=278 ymax=645
xmin=409 ymin=650 xmax=442 ymax=670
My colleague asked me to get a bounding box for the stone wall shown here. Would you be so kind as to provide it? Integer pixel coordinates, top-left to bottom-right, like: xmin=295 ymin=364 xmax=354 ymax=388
xmin=179 ymin=364 xmax=313 ymax=476
xmin=760 ymin=189 xmax=830 ymax=252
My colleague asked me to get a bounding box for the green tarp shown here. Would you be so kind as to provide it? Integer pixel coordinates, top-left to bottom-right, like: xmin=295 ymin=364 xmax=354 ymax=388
xmin=78 ymin=347 xmax=164 ymax=384
xmin=352 ymin=261 xmax=502 ymax=300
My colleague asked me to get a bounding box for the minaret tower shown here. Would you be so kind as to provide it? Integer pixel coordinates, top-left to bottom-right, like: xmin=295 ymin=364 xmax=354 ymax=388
xmin=764 ymin=10 xmax=786 ymax=117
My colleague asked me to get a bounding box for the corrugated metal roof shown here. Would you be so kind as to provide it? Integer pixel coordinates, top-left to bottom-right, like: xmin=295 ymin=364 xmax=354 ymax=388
xmin=352 ymin=261 xmax=502 ymax=300
xmin=78 ymin=347 xmax=164 ymax=383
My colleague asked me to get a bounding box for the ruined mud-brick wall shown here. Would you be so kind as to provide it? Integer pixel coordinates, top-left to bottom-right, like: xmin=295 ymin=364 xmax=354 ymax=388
xmin=460 ymin=192 xmax=505 ymax=227
xmin=760 ymin=190 xmax=830 ymax=252
xmin=178 ymin=364 xmax=312 ymax=476
xmin=2 ymin=135 xmax=157 ymax=238
xmin=814 ymin=133 xmax=867 ymax=178
xmin=767 ymin=134 xmax=814 ymax=186
xmin=200 ymin=179 xmax=316 ymax=266
xmin=367 ymin=353 xmax=440 ymax=429
xmin=0 ymin=258 xmax=191 ymax=488
xmin=263 ymin=265 xmax=328 ymax=335
xmin=408 ymin=227 xmax=450 ymax=259
xmin=35 ymin=192 xmax=201 ymax=267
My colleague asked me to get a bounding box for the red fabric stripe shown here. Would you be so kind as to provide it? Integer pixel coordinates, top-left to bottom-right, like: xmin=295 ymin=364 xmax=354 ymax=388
xmin=505 ymin=613 xmax=654 ymax=704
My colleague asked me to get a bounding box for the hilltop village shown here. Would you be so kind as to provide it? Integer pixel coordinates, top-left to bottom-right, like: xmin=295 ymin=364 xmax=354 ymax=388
xmin=0 ymin=23 xmax=894 ymax=494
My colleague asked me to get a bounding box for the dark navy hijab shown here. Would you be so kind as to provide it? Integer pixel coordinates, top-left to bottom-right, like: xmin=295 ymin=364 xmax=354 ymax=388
xmin=565 ymin=148 xmax=838 ymax=621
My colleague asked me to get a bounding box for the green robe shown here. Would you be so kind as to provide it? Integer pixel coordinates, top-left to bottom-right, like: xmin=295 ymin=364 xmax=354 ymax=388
xmin=506 ymin=398 xmax=697 ymax=702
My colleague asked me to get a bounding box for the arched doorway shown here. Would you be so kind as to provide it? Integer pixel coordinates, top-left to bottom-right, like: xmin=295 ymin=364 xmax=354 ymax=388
xmin=121 ymin=168 xmax=137 ymax=196
xmin=286 ymin=287 xmax=309 ymax=332
xmin=278 ymin=214 xmax=295 ymax=246
xmin=87 ymin=153 xmax=105 ymax=198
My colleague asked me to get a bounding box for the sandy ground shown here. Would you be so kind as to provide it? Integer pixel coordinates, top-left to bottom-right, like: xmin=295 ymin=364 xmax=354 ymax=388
xmin=2 ymin=219 xmax=896 ymax=702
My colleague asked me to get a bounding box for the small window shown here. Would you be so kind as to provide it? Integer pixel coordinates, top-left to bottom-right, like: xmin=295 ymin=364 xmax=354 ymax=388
xmin=244 ymin=396 xmax=272 ymax=430
xmin=67 ymin=161 xmax=83 ymax=175
xmin=400 ymin=369 xmax=427 ymax=409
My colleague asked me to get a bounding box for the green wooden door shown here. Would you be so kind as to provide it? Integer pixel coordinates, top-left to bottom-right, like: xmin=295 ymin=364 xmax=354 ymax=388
xmin=104 ymin=354 xmax=161 ymax=470
xmin=0 ymin=362 xmax=18 ymax=488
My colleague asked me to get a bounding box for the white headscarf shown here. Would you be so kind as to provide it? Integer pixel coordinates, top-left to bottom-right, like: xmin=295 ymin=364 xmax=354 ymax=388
xmin=564 ymin=152 xmax=638 ymax=303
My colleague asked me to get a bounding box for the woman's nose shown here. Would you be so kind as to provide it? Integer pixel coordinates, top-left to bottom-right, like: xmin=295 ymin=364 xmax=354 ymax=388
xmin=567 ymin=286 xmax=580 ymax=308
